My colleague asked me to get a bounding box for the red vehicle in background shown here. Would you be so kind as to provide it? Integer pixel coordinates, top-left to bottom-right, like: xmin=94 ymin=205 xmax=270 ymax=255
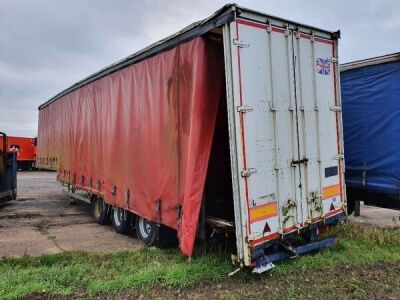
xmin=0 ymin=136 xmax=36 ymax=170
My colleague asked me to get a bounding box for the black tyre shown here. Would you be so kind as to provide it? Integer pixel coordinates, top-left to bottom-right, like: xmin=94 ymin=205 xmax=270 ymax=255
xmin=111 ymin=206 xmax=133 ymax=234
xmin=135 ymin=216 xmax=157 ymax=246
xmin=92 ymin=196 xmax=110 ymax=224
xmin=135 ymin=216 xmax=178 ymax=248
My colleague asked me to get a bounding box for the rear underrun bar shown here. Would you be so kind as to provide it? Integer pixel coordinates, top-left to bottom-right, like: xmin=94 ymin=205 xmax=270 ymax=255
xmin=253 ymin=236 xmax=339 ymax=274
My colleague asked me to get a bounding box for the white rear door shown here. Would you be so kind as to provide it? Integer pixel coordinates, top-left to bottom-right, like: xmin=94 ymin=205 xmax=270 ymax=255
xmin=292 ymin=30 xmax=344 ymax=223
xmin=223 ymin=15 xmax=344 ymax=266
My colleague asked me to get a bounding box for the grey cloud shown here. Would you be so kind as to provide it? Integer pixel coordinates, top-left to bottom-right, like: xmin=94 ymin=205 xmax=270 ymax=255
xmin=0 ymin=1 xmax=149 ymax=69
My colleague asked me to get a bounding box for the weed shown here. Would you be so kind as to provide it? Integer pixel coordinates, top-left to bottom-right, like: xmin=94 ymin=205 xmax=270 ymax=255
xmin=34 ymin=218 xmax=51 ymax=234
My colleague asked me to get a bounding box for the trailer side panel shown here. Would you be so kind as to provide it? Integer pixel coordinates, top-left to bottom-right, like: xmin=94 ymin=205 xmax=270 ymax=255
xmin=37 ymin=37 xmax=225 ymax=256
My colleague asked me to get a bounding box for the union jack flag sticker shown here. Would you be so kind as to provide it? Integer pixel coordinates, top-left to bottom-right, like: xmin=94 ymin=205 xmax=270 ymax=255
xmin=316 ymin=58 xmax=331 ymax=75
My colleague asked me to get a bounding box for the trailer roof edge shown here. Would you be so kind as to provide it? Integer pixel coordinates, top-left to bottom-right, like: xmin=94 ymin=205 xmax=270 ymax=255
xmin=39 ymin=4 xmax=337 ymax=110
xmin=340 ymin=52 xmax=400 ymax=72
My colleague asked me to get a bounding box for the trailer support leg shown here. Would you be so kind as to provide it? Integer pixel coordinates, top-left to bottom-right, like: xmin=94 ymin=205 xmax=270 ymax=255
xmin=354 ymin=200 xmax=360 ymax=217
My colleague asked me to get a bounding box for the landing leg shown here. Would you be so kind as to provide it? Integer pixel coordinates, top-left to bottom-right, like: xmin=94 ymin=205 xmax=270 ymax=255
xmin=354 ymin=200 xmax=361 ymax=217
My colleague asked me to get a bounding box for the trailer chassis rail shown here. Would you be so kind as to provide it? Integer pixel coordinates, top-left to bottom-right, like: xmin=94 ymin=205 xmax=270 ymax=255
xmin=63 ymin=190 xmax=91 ymax=204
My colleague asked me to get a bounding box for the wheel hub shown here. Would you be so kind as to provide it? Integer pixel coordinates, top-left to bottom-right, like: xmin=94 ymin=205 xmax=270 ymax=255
xmin=113 ymin=207 xmax=125 ymax=227
xmin=138 ymin=217 xmax=152 ymax=239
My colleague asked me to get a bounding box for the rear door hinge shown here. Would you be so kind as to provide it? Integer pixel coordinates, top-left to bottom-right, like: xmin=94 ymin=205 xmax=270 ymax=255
xmin=233 ymin=39 xmax=250 ymax=48
xmin=330 ymin=105 xmax=341 ymax=112
xmin=237 ymin=105 xmax=253 ymax=113
xmin=265 ymin=19 xmax=272 ymax=33
xmin=284 ymin=24 xmax=290 ymax=37
xmin=333 ymin=154 xmax=344 ymax=160
xmin=310 ymin=31 xmax=315 ymax=42
xmin=330 ymin=57 xmax=339 ymax=63
xmin=241 ymin=168 xmax=257 ymax=177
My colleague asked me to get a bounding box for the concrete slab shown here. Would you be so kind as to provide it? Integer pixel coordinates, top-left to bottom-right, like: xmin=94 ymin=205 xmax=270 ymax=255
xmin=0 ymin=171 xmax=141 ymax=259
xmin=0 ymin=227 xmax=60 ymax=258
xmin=48 ymin=223 xmax=137 ymax=253
xmin=348 ymin=202 xmax=400 ymax=228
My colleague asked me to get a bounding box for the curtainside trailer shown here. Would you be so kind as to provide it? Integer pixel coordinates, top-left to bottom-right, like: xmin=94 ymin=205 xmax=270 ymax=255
xmin=341 ymin=53 xmax=400 ymax=211
xmin=37 ymin=4 xmax=346 ymax=272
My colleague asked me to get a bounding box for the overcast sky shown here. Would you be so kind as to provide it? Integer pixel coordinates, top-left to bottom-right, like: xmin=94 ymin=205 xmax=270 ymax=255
xmin=0 ymin=0 xmax=399 ymax=137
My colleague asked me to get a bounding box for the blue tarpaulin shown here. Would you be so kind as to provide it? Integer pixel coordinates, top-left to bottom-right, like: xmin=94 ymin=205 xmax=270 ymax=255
xmin=341 ymin=60 xmax=400 ymax=195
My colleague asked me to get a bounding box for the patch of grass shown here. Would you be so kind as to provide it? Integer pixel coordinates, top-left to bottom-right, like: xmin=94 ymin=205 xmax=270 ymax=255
xmin=272 ymin=223 xmax=400 ymax=275
xmin=335 ymin=222 xmax=400 ymax=246
xmin=0 ymin=248 xmax=233 ymax=299
xmin=0 ymin=223 xmax=399 ymax=299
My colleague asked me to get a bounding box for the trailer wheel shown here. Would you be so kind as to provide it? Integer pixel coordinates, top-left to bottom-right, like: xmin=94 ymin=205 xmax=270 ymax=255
xmin=111 ymin=207 xmax=133 ymax=234
xmin=135 ymin=216 xmax=157 ymax=246
xmin=92 ymin=196 xmax=110 ymax=224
